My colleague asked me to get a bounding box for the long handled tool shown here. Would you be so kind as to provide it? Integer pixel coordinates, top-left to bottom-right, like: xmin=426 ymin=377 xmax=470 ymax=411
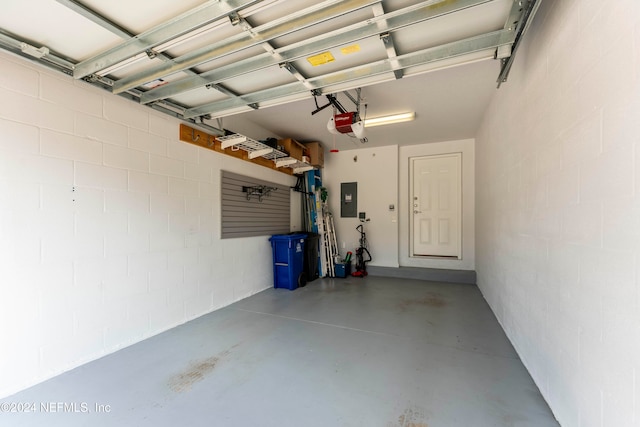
xmin=352 ymin=223 xmax=371 ymax=277
xmin=325 ymin=211 xmax=339 ymax=277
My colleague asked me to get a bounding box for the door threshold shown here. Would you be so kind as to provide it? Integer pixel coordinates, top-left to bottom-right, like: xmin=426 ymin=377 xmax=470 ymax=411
xmin=411 ymin=255 xmax=460 ymax=259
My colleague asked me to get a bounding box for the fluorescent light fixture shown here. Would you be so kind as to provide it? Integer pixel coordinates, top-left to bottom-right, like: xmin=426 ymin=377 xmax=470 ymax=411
xmin=364 ymin=112 xmax=415 ymax=128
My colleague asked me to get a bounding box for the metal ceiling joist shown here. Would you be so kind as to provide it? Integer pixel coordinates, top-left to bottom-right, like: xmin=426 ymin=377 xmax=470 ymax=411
xmin=495 ymin=0 xmax=523 ymax=60
xmin=57 ymin=0 xmax=202 ymax=81
xmin=233 ymin=13 xmax=313 ymax=88
xmin=0 ymin=29 xmax=226 ymax=135
xmin=55 ymin=0 xmax=131 ymax=39
xmin=279 ymin=62 xmax=311 ymax=87
xmin=56 ymin=0 xmax=251 ymax=112
xmin=372 ymin=3 xmax=403 ymax=80
xmin=73 ymin=0 xmax=263 ymax=79
xmin=140 ymin=0 xmax=493 ymax=105
xmin=112 ymin=0 xmax=379 ymax=94
xmin=184 ymin=29 xmax=515 ymax=119
xmin=0 ymin=31 xmax=75 ymax=74
xmin=206 ymin=82 xmax=259 ymax=110
xmin=238 ymin=14 xmax=314 ymax=88
xmin=497 ymin=0 xmax=541 ymax=85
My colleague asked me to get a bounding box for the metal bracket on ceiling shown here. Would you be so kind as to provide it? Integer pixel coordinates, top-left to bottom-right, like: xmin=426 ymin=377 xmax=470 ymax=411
xmin=204 ymin=82 xmax=259 ymax=111
xmin=379 ymin=32 xmax=403 ymax=79
xmin=372 ymin=0 xmax=402 ymax=80
xmin=311 ymin=93 xmax=343 ymax=115
xmin=145 ymin=49 xmax=157 ymax=59
xmin=497 ymin=0 xmax=541 ymax=87
xmin=229 ymin=12 xmax=241 ymax=26
xmin=311 ymin=88 xmax=365 ymax=120
xmin=186 ymin=116 xmax=225 ymax=137
xmin=343 ymin=88 xmax=362 ymax=110
xmin=20 ymin=42 xmax=49 ymax=59
xmin=83 ymin=74 xmax=101 ymax=83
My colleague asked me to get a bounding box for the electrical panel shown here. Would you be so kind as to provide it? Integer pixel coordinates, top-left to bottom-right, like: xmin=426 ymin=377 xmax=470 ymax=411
xmin=340 ymin=182 xmax=357 ymax=218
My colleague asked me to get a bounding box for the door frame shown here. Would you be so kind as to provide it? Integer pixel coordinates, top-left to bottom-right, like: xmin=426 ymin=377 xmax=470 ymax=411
xmin=409 ymin=152 xmax=462 ymax=259
xmin=399 ymin=140 xmax=474 ymax=271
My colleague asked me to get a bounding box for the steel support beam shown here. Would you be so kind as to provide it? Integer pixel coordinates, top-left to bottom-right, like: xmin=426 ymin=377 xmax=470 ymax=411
xmin=0 ymin=30 xmax=219 ymax=133
xmin=113 ymin=0 xmax=379 ymax=94
xmin=73 ymin=0 xmax=263 ymax=79
xmin=55 ymin=0 xmax=132 ymax=39
xmin=232 ymin=13 xmax=313 ymax=89
xmin=184 ymin=29 xmax=515 ymax=119
xmin=497 ymin=0 xmax=542 ymax=85
xmin=206 ymin=82 xmax=259 ymax=110
xmin=372 ymin=3 xmax=403 ymax=80
xmin=0 ymin=31 xmax=75 ymax=73
xmin=140 ymin=0 xmax=492 ymax=105
xmin=56 ymin=0 xmax=246 ymax=110
xmin=233 ymin=14 xmax=314 ymax=88
xmin=57 ymin=0 xmax=197 ymax=79
xmin=495 ymin=0 xmax=523 ymax=60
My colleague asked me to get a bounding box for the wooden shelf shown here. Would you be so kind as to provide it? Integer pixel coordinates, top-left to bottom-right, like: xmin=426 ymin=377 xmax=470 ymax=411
xmin=179 ymin=124 xmax=314 ymax=175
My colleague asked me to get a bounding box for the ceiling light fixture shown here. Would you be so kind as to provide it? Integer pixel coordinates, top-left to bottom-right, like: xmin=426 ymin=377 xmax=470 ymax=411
xmin=364 ymin=112 xmax=415 ymax=128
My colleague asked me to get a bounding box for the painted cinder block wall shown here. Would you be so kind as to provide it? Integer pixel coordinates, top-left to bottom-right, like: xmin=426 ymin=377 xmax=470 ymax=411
xmin=323 ymin=139 xmax=475 ymax=271
xmin=323 ymin=145 xmax=400 ymax=267
xmin=0 ymin=50 xmax=298 ymax=398
xmin=476 ymin=1 xmax=640 ymax=426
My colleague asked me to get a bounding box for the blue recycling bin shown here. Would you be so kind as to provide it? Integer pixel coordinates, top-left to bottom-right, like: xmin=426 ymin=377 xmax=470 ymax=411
xmin=269 ymin=234 xmax=307 ymax=290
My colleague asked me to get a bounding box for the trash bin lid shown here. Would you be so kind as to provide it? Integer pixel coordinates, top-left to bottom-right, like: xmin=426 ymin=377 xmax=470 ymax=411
xmin=269 ymin=233 xmax=307 ymax=241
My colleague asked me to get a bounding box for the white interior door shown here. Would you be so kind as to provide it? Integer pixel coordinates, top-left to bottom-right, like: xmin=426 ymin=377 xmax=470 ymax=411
xmin=411 ymin=154 xmax=461 ymax=258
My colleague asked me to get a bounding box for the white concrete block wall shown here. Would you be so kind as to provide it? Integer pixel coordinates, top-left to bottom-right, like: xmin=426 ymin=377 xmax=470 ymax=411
xmin=475 ymin=1 xmax=640 ymax=426
xmin=323 ymin=140 xmax=475 ymax=270
xmin=323 ymin=145 xmax=399 ymax=267
xmin=0 ymin=50 xmax=297 ymax=398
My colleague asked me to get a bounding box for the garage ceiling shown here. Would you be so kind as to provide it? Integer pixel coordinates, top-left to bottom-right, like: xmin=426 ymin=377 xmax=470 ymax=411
xmin=0 ymin=0 xmax=540 ymax=150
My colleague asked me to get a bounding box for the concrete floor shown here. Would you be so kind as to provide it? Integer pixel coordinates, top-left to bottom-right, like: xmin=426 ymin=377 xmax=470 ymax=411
xmin=1 ymin=276 xmax=559 ymax=427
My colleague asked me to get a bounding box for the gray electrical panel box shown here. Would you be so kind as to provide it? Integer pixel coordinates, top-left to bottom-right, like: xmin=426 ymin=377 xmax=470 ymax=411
xmin=340 ymin=182 xmax=357 ymax=218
